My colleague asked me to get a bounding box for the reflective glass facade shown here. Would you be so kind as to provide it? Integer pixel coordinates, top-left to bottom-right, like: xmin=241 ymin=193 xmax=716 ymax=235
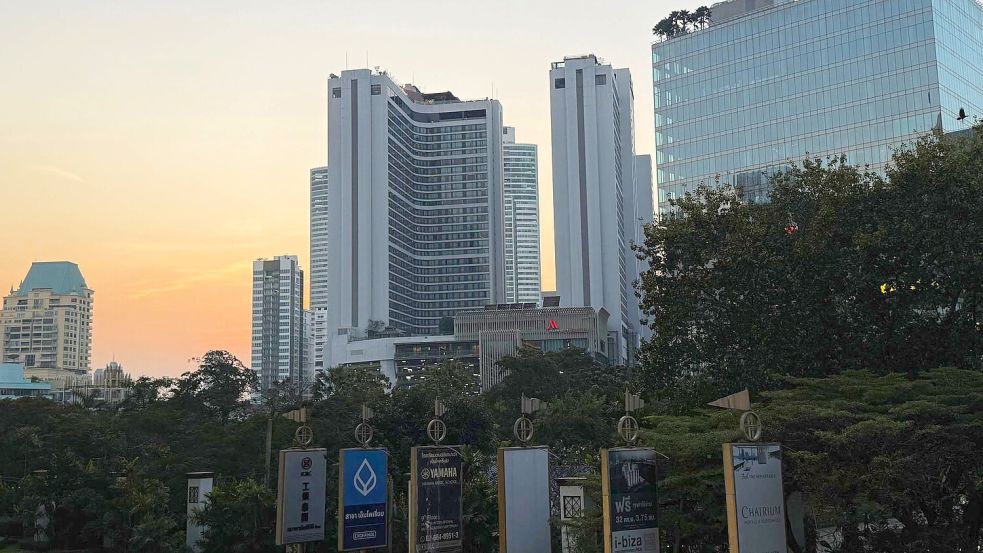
xmin=652 ymin=0 xmax=983 ymax=216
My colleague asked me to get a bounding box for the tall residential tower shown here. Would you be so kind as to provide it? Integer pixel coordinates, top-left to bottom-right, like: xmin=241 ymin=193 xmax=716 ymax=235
xmin=324 ymin=68 xmax=506 ymax=367
xmin=0 ymin=262 xmax=93 ymax=388
xmin=251 ymin=256 xmax=304 ymax=392
xmin=502 ymin=126 xmax=541 ymax=304
xmin=309 ymin=166 xmax=329 ymax=373
xmin=549 ymin=55 xmax=651 ymax=363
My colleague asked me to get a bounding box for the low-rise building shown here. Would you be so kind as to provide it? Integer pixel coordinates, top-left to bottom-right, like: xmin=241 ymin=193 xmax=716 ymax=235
xmin=0 ymin=362 xmax=51 ymax=400
xmin=328 ymin=304 xmax=611 ymax=392
xmin=455 ymin=304 xmax=609 ymax=390
xmin=329 ymin=333 xmax=478 ymax=389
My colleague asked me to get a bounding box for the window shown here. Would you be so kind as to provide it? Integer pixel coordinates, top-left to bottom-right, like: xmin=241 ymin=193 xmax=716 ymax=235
xmin=554 ymin=78 xmax=565 ymax=89
xmin=595 ymin=74 xmax=607 ymax=85
xmin=332 ymin=87 xmax=342 ymax=98
xmin=371 ymin=84 xmax=381 ymax=95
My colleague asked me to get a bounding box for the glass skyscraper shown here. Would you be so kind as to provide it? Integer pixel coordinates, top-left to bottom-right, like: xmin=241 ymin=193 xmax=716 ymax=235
xmin=652 ymin=0 xmax=983 ymax=216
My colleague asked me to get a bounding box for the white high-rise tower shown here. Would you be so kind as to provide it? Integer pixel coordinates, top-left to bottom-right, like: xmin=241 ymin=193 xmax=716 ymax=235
xmin=324 ymin=68 xmax=506 ymax=367
xmin=502 ymin=126 xmax=541 ymax=304
xmin=549 ymin=55 xmax=651 ymax=363
xmin=309 ymin=166 xmax=329 ymax=373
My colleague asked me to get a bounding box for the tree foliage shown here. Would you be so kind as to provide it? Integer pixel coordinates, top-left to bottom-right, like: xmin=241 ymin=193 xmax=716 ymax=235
xmin=653 ymin=7 xmax=711 ymax=39
xmin=636 ymin=126 xmax=983 ymax=408
xmin=171 ymin=350 xmax=257 ymax=424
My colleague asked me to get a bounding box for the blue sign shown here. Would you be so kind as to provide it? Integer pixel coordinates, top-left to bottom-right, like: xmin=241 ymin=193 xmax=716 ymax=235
xmin=338 ymin=448 xmax=388 ymax=551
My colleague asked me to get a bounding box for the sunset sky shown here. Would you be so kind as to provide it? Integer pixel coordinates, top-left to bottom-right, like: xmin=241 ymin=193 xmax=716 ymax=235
xmin=0 ymin=0 xmax=704 ymax=377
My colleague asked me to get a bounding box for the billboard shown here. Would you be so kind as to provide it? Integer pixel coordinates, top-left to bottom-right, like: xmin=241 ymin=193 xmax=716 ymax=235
xmin=338 ymin=448 xmax=389 ymax=551
xmin=601 ymin=448 xmax=660 ymax=553
xmin=275 ymin=449 xmax=327 ymax=545
xmin=723 ymin=443 xmax=787 ymax=553
xmin=409 ymin=446 xmax=463 ymax=552
xmin=497 ymin=446 xmax=551 ymax=553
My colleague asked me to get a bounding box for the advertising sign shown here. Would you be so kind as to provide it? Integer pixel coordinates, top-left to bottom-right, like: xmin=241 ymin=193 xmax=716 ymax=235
xmin=409 ymin=446 xmax=463 ymax=552
xmin=723 ymin=443 xmax=787 ymax=553
xmin=338 ymin=448 xmax=389 ymax=551
xmin=275 ymin=449 xmax=327 ymax=545
xmin=497 ymin=446 xmax=551 ymax=553
xmin=601 ymin=448 xmax=660 ymax=553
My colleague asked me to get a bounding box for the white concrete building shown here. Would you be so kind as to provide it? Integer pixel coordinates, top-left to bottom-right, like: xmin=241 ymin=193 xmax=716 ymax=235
xmin=309 ymin=166 xmax=330 ymax=374
xmin=251 ymin=256 xmax=304 ymax=392
xmin=549 ymin=55 xmax=651 ymax=363
xmin=325 ymin=68 xmax=506 ymax=367
xmin=502 ymin=126 xmax=541 ymax=304
xmin=302 ymin=309 xmax=315 ymax=387
xmin=309 ymin=166 xmax=329 ymax=312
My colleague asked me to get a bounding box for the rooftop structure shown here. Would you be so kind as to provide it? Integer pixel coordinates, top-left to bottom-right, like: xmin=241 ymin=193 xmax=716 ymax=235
xmin=14 ymin=261 xmax=88 ymax=296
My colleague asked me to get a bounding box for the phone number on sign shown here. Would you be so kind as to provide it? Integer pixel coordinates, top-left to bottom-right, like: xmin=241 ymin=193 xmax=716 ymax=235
xmin=424 ymin=531 xmax=459 ymax=542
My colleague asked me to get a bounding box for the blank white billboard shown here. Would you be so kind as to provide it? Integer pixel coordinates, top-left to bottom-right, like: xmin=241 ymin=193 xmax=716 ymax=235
xmin=497 ymin=446 xmax=552 ymax=553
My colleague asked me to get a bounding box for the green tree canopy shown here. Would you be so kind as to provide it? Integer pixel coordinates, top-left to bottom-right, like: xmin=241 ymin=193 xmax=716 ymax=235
xmin=636 ymin=126 xmax=983 ymax=408
xmin=172 ymin=350 xmax=258 ymax=424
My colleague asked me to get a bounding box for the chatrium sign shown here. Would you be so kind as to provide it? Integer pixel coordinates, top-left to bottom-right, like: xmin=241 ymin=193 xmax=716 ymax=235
xmin=601 ymin=448 xmax=660 ymax=553
xmin=338 ymin=448 xmax=389 ymax=551
xmin=723 ymin=443 xmax=787 ymax=553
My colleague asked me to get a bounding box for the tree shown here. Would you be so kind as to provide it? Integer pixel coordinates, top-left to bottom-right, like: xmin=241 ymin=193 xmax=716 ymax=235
xmin=119 ymin=376 xmax=173 ymax=411
xmin=693 ymin=6 xmax=711 ymax=28
xmin=763 ymin=368 xmax=983 ymax=553
xmin=636 ymin=126 xmax=983 ymax=409
xmin=172 ymin=350 xmax=257 ymax=424
xmin=325 ymin=364 xmax=389 ymax=406
xmin=636 ymin=368 xmax=983 ymax=553
xmin=195 ymin=478 xmax=275 ymax=553
xmin=102 ymin=462 xmax=184 ymax=553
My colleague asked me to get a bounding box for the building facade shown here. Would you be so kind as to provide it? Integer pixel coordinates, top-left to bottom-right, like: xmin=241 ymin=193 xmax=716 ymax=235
xmin=302 ymin=309 xmax=315 ymax=387
xmin=652 ymin=0 xmax=983 ymax=216
xmin=549 ymin=55 xmax=650 ymax=363
xmin=455 ymin=304 xmax=609 ymax=390
xmin=309 ymin=166 xmax=330 ymax=374
xmin=251 ymin=256 xmax=304 ymax=393
xmin=0 ymin=262 xmax=93 ymax=387
xmin=502 ymin=126 xmax=541 ymax=304
xmin=89 ymin=360 xmax=132 ymax=405
xmin=325 ymin=68 xmax=506 ymax=367
xmin=330 ymin=304 xmax=609 ymax=392
xmin=328 ymin=334 xmax=468 ymax=389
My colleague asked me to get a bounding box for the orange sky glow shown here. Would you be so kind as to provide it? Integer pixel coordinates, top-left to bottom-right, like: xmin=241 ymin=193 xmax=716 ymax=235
xmin=0 ymin=0 xmax=704 ymax=377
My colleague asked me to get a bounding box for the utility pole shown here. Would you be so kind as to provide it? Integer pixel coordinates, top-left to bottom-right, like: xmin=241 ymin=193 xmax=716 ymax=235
xmin=264 ymin=407 xmax=274 ymax=488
